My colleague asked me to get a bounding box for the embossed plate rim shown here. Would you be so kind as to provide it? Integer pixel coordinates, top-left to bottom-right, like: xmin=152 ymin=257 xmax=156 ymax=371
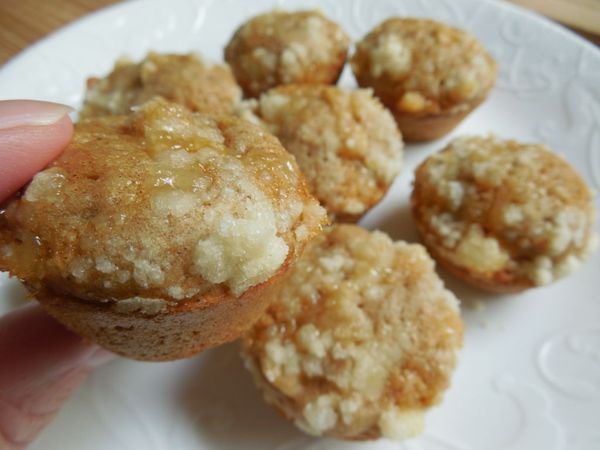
xmin=0 ymin=0 xmax=599 ymax=449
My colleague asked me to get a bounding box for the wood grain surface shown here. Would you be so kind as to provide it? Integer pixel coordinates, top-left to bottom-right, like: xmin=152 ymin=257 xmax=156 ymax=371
xmin=0 ymin=0 xmax=119 ymax=65
xmin=511 ymin=0 xmax=600 ymax=36
xmin=0 ymin=0 xmax=598 ymax=67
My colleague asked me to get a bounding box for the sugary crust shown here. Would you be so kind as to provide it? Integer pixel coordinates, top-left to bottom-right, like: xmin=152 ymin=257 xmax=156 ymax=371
xmin=412 ymin=135 xmax=597 ymax=292
xmin=351 ymin=18 xmax=496 ymax=141
xmin=242 ymin=225 xmax=463 ymax=440
xmin=225 ymin=10 xmax=350 ymax=97
xmin=0 ymin=99 xmax=326 ymax=360
xmin=79 ymin=52 xmax=241 ymax=118
xmin=240 ymin=85 xmax=403 ymax=222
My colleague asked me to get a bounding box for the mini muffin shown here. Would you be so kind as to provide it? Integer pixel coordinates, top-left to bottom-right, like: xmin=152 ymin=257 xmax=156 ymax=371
xmin=241 ymin=224 xmax=463 ymax=440
xmin=0 ymin=98 xmax=326 ymax=361
xmin=351 ymin=18 xmax=497 ymax=142
xmin=224 ymin=10 xmax=350 ymax=98
xmin=240 ymin=85 xmax=403 ymax=222
xmin=79 ymin=52 xmax=241 ymax=118
xmin=412 ymin=135 xmax=598 ymax=292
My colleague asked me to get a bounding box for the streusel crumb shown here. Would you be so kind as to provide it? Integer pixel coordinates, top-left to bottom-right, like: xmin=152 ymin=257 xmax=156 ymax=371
xmin=1 ymin=98 xmax=326 ymax=301
xmin=225 ymin=10 xmax=349 ymax=97
xmin=242 ymin=225 xmax=462 ymax=440
xmin=412 ymin=135 xmax=597 ymax=291
xmin=239 ymin=85 xmax=403 ymax=222
xmin=80 ymin=52 xmax=241 ymax=118
xmin=351 ymin=18 xmax=496 ymax=141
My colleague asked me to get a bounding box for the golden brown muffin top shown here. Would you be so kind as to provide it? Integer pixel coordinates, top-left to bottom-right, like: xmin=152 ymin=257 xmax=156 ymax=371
xmin=225 ymin=10 xmax=350 ymax=97
xmin=352 ymin=18 xmax=497 ymax=115
xmin=239 ymin=84 xmax=403 ymax=221
xmin=0 ymin=99 xmax=326 ymax=306
xmin=242 ymin=224 xmax=462 ymax=439
xmin=79 ymin=52 xmax=241 ymax=118
xmin=412 ymin=135 xmax=597 ymax=287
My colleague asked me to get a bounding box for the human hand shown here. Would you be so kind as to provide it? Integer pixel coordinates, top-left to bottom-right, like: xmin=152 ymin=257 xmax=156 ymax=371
xmin=0 ymin=100 xmax=115 ymax=450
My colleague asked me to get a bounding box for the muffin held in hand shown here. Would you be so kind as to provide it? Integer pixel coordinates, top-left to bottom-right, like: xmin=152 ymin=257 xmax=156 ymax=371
xmin=242 ymin=224 xmax=463 ymax=440
xmin=412 ymin=135 xmax=598 ymax=292
xmin=352 ymin=18 xmax=497 ymax=142
xmin=0 ymin=98 xmax=326 ymax=361
xmin=225 ymin=10 xmax=350 ymax=97
xmin=79 ymin=52 xmax=241 ymax=118
xmin=240 ymin=85 xmax=403 ymax=222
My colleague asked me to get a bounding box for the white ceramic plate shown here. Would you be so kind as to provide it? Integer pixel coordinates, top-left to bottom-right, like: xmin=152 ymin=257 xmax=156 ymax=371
xmin=1 ymin=0 xmax=599 ymax=449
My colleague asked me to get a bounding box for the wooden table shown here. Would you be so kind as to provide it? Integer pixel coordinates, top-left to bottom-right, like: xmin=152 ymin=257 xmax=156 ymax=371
xmin=0 ymin=0 xmax=120 ymax=65
xmin=0 ymin=0 xmax=598 ymax=66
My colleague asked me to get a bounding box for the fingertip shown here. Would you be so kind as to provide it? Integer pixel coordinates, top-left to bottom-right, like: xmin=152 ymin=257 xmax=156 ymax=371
xmin=0 ymin=302 xmax=115 ymax=398
xmin=0 ymin=302 xmax=94 ymax=391
xmin=0 ymin=303 xmax=114 ymax=448
xmin=0 ymin=115 xmax=73 ymax=203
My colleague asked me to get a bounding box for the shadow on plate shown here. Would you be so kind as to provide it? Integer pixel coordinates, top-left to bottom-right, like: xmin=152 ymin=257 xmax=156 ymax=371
xmin=175 ymin=343 xmax=402 ymax=450
xmin=436 ymin=265 xmax=506 ymax=313
xmin=366 ymin=202 xmax=418 ymax=243
xmin=177 ymin=341 xmax=309 ymax=450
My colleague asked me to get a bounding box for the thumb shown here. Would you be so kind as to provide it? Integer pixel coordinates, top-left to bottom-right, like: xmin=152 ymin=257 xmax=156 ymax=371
xmin=0 ymin=303 xmax=114 ymax=449
xmin=0 ymin=100 xmax=74 ymax=203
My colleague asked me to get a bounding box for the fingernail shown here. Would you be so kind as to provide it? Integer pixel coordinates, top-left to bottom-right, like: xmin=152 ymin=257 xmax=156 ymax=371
xmin=0 ymin=100 xmax=74 ymax=130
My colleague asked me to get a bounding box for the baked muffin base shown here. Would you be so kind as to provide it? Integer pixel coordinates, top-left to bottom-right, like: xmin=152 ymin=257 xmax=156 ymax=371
xmin=413 ymin=219 xmax=534 ymax=293
xmin=35 ymin=264 xmax=289 ymax=361
xmin=394 ymin=97 xmax=484 ymax=142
